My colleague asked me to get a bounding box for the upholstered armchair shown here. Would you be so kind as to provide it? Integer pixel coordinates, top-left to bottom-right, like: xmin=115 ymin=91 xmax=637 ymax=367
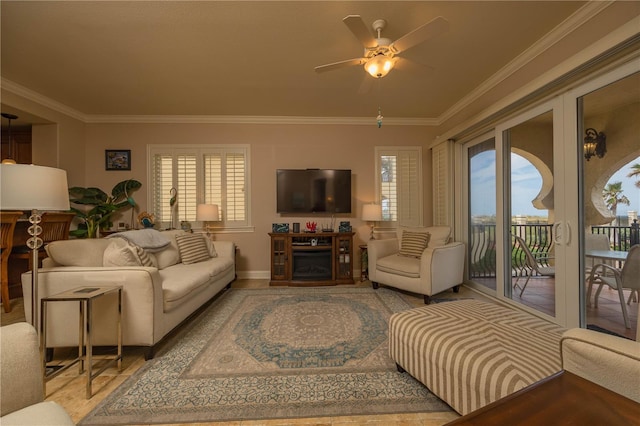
xmin=368 ymin=226 xmax=465 ymax=304
xmin=0 ymin=322 xmax=75 ymax=425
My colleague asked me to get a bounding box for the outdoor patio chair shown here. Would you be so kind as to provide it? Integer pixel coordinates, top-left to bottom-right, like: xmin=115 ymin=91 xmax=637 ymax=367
xmin=588 ymin=244 xmax=640 ymax=329
xmin=512 ymin=234 xmax=555 ymax=297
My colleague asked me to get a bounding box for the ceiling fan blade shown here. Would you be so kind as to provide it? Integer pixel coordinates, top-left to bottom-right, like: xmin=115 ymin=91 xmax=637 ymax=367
xmin=314 ymin=58 xmax=365 ymax=73
xmin=394 ymin=57 xmax=434 ymax=74
xmin=343 ymin=15 xmax=377 ymax=48
xmin=390 ymin=16 xmax=449 ymax=54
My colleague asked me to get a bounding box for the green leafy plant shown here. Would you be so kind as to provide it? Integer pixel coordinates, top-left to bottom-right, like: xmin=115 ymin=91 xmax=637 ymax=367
xmin=69 ymin=179 xmax=142 ymax=238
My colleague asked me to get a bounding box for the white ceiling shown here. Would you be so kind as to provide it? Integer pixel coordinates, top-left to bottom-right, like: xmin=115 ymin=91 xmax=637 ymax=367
xmin=1 ymin=1 xmax=592 ymax=123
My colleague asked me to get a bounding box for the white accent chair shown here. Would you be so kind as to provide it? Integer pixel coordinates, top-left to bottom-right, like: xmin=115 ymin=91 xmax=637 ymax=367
xmin=587 ymin=244 xmax=640 ymax=329
xmin=367 ymin=226 xmax=465 ymax=304
xmin=0 ymin=322 xmax=75 ymax=425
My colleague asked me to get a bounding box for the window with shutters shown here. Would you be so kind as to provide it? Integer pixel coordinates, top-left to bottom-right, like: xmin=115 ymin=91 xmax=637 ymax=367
xmin=148 ymin=145 xmax=250 ymax=230
xmin=375 ymin=147 xmax=422 ymax=227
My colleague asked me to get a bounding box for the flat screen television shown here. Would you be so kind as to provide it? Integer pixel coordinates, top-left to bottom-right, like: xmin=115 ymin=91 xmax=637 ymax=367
xmin=276 ymin=169 xmax=351 ymax=214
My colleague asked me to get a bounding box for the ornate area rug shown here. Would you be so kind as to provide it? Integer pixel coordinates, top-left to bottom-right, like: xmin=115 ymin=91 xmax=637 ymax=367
xmin=80 ymin=287 xmax=451 ymax=425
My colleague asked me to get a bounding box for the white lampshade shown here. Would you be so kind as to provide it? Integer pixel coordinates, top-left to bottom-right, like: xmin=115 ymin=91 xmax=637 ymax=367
xmin=196 ymin=204 xmax=220 ymax=222
xmin=0 ymin=164 xmax=70 ymax=211
xmin=362 ymin=203 xmax=382 ymax=221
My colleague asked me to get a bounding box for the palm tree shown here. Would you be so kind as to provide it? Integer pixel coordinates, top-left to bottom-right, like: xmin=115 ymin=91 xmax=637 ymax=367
xmin=602 ymin=181 xmax=630 ymax=225
xmin=627 ymin=163 xmax=640 ymax=188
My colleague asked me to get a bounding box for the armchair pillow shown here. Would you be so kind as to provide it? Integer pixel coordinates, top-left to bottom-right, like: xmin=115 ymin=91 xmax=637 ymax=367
xmin=398 ymin=231 xmax=430 ymax=258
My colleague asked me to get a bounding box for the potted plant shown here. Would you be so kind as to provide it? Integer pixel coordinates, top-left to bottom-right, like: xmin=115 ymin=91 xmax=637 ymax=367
xmin=69 ymin=179 xmax=142 ymax=238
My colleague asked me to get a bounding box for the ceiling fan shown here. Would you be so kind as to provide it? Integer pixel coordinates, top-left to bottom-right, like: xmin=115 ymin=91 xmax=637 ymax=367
xmin=315 ymin=15 xmax=449 ymax=80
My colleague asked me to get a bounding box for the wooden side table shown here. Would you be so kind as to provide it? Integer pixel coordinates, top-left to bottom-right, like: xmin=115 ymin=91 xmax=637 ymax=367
xmin=40 ymin=286 xmax=123 ymax=398
xmin=359 ymin=244 xmax=368 ymax=282
xmin=446 ymin=371 xmax=640 ymax=425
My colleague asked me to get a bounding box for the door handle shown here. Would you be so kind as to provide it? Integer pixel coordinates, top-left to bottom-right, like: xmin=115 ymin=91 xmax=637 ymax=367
xmin=553 ymin=221 xmax=571 ymax=246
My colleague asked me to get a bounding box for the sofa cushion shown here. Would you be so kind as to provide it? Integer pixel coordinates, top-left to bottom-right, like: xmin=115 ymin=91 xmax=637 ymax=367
xmin=424 ymin=226 xmax=450 ymax=247
xmin=103 ymin=239 xmax=156 ymax=267
xmin=154 ymin=230 xmax=184 ymax=269
xmin=159 ymin=258 xmax=231 ymax=311
xmin=376 ymin=254 xmax=420 ymax=278
xmin=103 ymin=239 xmax=140 ymax=267
xmin=399 ymin=230 xmax=430 ymax=258
xmin=175 ymin=233 xmax=211 ymax=265
xmin=46 ymin=239 xmax=113 ymax=267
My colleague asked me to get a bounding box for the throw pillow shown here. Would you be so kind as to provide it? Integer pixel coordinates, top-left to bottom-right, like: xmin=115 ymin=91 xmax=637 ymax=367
xmin=175 ymin=233 xmax=211 ymax=265
xmin=103 ymin=240 xmax=141 ymax=267
xmin=130 ymin=242 xmax=157 ymax=267
xmin=398 ymin=231 xmax=430 ymax=258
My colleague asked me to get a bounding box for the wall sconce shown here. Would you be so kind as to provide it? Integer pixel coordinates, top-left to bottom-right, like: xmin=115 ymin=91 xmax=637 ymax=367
xmin=584 ymin=128 xmax=606 ymax=161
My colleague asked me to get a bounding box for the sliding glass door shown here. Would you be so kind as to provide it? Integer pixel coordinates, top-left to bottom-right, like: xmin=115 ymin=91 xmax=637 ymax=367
xmin=463 ymin=57 xmax=639 ymax=330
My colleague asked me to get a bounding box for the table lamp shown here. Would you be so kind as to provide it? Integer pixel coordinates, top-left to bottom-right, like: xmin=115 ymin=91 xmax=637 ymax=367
xmin=196 ymin=204 xmax=220 ymax=239
xmin=362 ymin=203 xmax=382 ymax=240
xmin=0 ymin=164 xmax=70 ymax=325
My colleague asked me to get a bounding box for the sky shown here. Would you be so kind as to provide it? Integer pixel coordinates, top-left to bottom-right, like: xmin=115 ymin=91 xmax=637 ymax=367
xmin=470 ymin=153 xmax=640 ymax=218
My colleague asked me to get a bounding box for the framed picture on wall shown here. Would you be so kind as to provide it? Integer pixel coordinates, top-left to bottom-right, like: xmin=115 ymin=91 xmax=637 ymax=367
xmin=105 ymin=149 xmax=131 ymax=170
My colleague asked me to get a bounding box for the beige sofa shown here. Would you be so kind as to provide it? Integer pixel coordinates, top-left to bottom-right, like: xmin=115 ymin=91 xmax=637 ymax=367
xmin=22 ymin=229 xmax=235 ymax=358
xmin=368 ymin=226 xmax=465 ymax=303
xmin=1 ymin=323 xmax=75 ymax=425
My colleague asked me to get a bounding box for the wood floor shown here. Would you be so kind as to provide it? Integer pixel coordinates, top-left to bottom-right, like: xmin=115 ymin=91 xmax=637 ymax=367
xmin=1 ymin=280 xmax=464 ymax=426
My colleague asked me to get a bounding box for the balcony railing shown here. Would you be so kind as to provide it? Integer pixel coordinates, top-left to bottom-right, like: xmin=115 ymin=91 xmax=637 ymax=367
xmin=469 ymin=221 xmax=638 ymax=279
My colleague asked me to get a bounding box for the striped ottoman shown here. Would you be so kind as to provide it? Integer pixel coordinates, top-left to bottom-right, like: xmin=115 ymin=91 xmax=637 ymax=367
xmin=389 ymin=299 xmax=566 ymax=415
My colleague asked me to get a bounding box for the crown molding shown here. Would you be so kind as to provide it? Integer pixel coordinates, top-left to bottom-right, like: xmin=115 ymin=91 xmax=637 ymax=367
xmin=84 ymin=114 xmax=437 ymax=126
xmin=436 ymin=1 xmax=613 ymax=125
xmin=1 ymin=78 xmax=88 ymax=122
xmin=2 ymin=78 xmax=436 ymax=126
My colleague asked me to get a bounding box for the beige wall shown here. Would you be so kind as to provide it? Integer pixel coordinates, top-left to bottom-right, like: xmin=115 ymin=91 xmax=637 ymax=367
xmin=84 ymin=122 xmax=438 ymax=275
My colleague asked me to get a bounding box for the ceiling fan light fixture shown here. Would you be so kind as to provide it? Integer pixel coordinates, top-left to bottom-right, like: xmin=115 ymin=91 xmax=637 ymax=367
xmin=365 ymin=54 xmax=395 ymax=78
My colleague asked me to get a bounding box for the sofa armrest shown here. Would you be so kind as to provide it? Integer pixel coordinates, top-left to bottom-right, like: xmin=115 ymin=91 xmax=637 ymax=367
xmin=0 ymin=323 xmax=43 ymax=417
xmin=420 ymin=241 xmax=465 ymax=294
xmin=367 ymin=238 xmax=399 ymax=282
xmin=22 ymin=266 xmax=164 ymax=347
xmin=561 ymin=328 xmax=640 ymax=403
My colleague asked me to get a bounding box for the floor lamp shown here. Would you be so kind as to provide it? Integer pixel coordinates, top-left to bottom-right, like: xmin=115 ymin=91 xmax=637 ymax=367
xmin=0 ymin=164 xmax=70 ymax=325
xmin=196 ymin=204 xmax=220 ymax=240
xmin=362 ymin=203 xmax=382 ymax=240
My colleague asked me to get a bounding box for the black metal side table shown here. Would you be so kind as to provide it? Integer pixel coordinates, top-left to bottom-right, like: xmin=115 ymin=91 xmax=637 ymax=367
xmin=40 ymin=286 xmax=123 ymax=398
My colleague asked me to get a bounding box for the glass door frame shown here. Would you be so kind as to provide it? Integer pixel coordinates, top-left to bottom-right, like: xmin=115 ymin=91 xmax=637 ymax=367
xmin=460 ymin=55 xmax=639 ymax=329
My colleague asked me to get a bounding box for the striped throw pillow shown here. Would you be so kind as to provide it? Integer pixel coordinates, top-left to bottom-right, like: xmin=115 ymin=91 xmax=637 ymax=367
xmin=130 ymin=242 xmax=156 ymax=267
xmin=398 ymin=231 xmax=430 ymax=258
xmin=175 ymin=233 xmax=211 ymax=265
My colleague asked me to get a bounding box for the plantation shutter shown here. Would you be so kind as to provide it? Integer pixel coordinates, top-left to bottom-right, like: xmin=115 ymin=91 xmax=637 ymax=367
xmin=152 ymin=154 xmax=174 ymax=223
xmin=432 ymin=140 xmax=454 ymax=227
xmin=149 ymin=145 xmax=250 ymax=229
xmin=376 ymin=146 xmax=423 ymax=227
xmin=397 ymin=149 xmax=421 ymax=226
xmin=380 ymin=155 xmax=398 ymax=222
xmin=226 ymin=153 xmax=246 ymax=222
xmin=177 ymin=154 xmax=197 ymax=222
xmin=204 ymin=153 xmax=223 ymax=213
